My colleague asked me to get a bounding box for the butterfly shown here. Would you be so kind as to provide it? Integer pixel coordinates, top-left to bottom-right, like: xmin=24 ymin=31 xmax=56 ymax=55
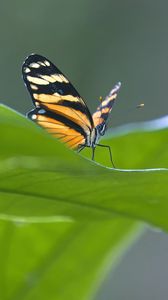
xmin=22 ymin=54 xmax=121 ymax=167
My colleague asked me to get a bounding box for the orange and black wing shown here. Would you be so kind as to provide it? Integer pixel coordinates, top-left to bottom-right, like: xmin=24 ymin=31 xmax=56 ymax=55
xmin=22 ymin=54 xmax=94 ymax=149
xmin=92 ymin=82 xmax=121 ymax=127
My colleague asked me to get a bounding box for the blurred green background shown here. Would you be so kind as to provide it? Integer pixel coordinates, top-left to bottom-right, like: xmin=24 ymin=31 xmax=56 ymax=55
xmin=0 ymin=0 xmax=168 ymax=299
xmin=1 ymin=0 xmax=167 ymax=125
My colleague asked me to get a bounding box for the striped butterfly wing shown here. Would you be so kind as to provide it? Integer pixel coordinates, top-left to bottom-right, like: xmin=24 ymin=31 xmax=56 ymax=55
xmin=92 ymin=82 xmax=121 ymax=128
xmin=22 ymin=54 xmax=94 ymax=149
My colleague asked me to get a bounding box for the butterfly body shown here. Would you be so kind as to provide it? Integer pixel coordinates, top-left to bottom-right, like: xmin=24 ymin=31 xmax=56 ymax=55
xmin=22 ymin=54 xmax=121 ymax=165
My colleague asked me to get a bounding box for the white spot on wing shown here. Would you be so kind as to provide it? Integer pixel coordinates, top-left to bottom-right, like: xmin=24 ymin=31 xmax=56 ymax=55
xmin=31 ymin=114 xmax=37 ymax=120
xmin=30 ymin=84 xmax=38 ymax=90
xmin=40 ymin=75 xmax=56 ymax=83
xmin=35 ymin=101 xmax=40 ymax=107
xmin=51 ymin=74 xmax=69 ymax=83
xmin=40 ymin=74 xmax=69 ymax=83
xmin=60 ymin=74 xmax=69 ymax=83
xmin=38 ymin=109 xmax=46 ymax=114
xmin=44 ymin=60 xmax=50 ymax=66
xmin=38 ymin=61 xmax=46 ymax=66
xmin=27 ymin=76 xmax=49 ymax=85
xmin=24 ymin=67 xmax=31 ymax=73
xmin=29 ymin=63 xmax=40 ymax=68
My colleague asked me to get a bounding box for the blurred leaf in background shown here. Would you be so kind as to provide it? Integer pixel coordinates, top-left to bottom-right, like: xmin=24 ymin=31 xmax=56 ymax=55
xmin=0 ymin=219 xmax=139 ymax=300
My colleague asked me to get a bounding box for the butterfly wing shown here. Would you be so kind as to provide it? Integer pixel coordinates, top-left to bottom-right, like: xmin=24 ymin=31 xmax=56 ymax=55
xmin=92 ymin=82 xmax=121 ymax=128
xmin=22 ymin=54 xmax=94 ymax=149
xmin=28 ymin=108 xmax=86 ymax=149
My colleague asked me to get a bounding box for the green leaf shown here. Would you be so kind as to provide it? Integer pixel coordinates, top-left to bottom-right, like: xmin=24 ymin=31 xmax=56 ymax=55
xmin=0 ymin=218 xmax=139 ymax=300
xmin=0 ymin=105 xmax=167 ymax=230
xmin=0 ymin=104 xmax=166 ymax=300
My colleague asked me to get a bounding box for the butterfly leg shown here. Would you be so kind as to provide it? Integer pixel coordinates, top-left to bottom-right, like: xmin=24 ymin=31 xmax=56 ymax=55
xmin=96 ymin=144 xmax=115 ymax=168
xmin=92 ymin=147 xmax=95 ymax=161
xmin=77 ymin=145 xmax=86 ymax=153
xmin=78 ymin=145 xmax=96 ymax=162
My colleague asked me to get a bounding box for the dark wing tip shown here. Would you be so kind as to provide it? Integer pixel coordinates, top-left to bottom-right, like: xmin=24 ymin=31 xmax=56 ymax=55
xmin=114 ymin=81 xmax=121 ymax=92
xmin=22 ymin=53 xmax=47 ymax=69
xmin=108 ymin=81 xmax=121 ymax=97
